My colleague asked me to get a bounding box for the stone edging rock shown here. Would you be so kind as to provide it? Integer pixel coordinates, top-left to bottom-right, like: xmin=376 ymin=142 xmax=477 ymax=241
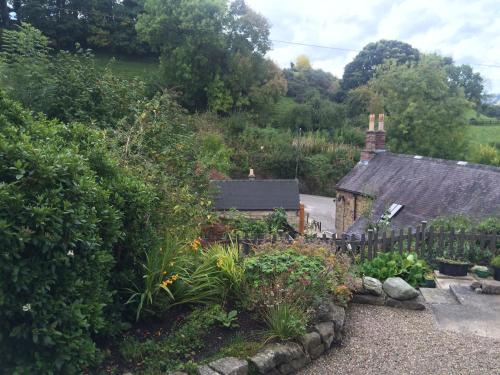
xmin=352 ymin=276 xmax=426 ymax=311
xmin=170 ymin=298 xmax=347 ymax=375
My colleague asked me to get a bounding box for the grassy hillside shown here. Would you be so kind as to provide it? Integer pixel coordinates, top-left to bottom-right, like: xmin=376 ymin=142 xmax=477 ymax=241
xmin=467 ymin=125 xmax=500 ymax=146
xmin=93 ymin=52 xmax=159 ymax=81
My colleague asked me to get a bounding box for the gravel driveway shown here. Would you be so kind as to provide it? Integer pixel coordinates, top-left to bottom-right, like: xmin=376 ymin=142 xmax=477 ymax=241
xmin=299 ymin=303 xmax=500 ymax=375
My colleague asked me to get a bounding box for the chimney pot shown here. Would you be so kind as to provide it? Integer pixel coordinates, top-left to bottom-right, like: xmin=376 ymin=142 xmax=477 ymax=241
xmin=249 ymin=168 xmax=255 ymax=180
xmin=369 ymin=113 xmax=375 ymax=131
xmin=361 ymin=114 xmax=377 ymax=162
xmin=378 ymin=113 xmax=385 ymax=131
xmin=375 ymin=113 xmax=386 ymax=151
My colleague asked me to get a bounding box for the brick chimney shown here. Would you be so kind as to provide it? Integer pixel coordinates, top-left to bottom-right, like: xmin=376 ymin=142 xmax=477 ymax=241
xmin=360 ymin=114 xmax=376 ymax=162
xmin=375 ymin=113 xmax=386 ymax=151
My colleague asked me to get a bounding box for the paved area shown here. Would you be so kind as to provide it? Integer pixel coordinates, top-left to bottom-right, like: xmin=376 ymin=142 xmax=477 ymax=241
xmin=423 ymin=272 xmax=500 ymax=340
xmin=299 ymin=194 xmax=335 ymax=235
xmin=299 ymin=303 xmax=500 ymax=375
xmin=427 ymin=284 xmax=500 ymax=339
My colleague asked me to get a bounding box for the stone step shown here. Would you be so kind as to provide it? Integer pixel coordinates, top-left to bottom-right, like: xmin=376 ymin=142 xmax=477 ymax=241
xmin=420 ymin=288 xmax=459 ymax=305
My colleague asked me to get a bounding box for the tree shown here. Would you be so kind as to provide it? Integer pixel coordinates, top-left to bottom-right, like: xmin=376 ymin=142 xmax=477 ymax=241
xmin=342 ymin=40 xmax=420 ymax=91
xmin=295 ymin=54 xmax=311 ymax=70
xmin=370 ymin=56 xmax=470 ymax=159
xmin=0 ymin=0 xmax=10 ymax=28
xmin=445 ymin=63 xmax=484 ymax=106
xmin=284 ymin=66 xmax=341 ymax=102
xmin=8 ymin=1 xmax=148 ymax=54
xmin=136 ymin=0 xmax=273 ymax=111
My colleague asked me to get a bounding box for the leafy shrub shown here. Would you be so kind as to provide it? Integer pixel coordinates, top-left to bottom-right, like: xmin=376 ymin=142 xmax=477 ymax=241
xmin=254 ymin=240 xmax=354 ymax=305
xmin=360 ymin=252 xmax=429 ymax=287
xmin=491 ymin=256 xmax=500 ymax=268
xmin=0 ymin=24 xmax=146 ymax=128
xmin=243 ymin=250 xmax=328 ymax=311
xmin=0 ymin=91 xmax=161 ymax=372
xmin=264 ymin=303 xmax=308 ymax=342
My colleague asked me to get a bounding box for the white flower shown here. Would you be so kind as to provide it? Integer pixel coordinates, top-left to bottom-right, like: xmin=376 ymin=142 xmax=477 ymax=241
xmin=22 ymin=304 xmax=31 ymax=312
xmin=67 ymin=250 xmax=74 ymax=257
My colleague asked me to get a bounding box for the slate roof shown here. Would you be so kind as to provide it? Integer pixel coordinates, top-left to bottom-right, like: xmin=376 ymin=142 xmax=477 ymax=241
xmin=336 ymin=152 xmax=500 ymax=234
xmin=210 ymin=179 xmax=300 ymax=211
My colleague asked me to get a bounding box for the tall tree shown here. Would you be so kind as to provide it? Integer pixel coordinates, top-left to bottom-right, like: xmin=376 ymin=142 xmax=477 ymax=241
xmin=370 ymin=56 xmax=469 ymax=160
xmin=342 ymin=39 xmax=420 ymax=91
xmin=136 ymin=0 xmax=275 ymax=111
xmin=0 ymin=0 xmax=10 ymax=27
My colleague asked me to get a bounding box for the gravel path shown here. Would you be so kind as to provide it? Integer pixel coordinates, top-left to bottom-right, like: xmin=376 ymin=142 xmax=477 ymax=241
xmin=299 ymin=303 xmax=500 ymax=375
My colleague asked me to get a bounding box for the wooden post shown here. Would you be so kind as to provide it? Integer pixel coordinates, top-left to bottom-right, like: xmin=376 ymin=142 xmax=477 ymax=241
xmin=360 ymin=233 xmax=366 ymax=262
xmin=406 ymin=227 xmax=412 ymax=253
xmin=398 ymin=229 xmax=404 ymax=255
xmin=449 ymin=228 xmax=455 ymax=259
xmin=438 ymin=227 xmax=445 ymax=258
xmin=298 ymin=202 xmax=305 ymax=235
xmin=421 ymin=221 xmax=427 ymax=257
xmin=367 ymin=229 xmax=374 ymax=260
xmin=381 ymin=231 xmax=387 ymax=252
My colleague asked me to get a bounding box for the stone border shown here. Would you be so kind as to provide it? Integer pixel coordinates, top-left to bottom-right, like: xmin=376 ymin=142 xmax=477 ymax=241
xmin=170 ymin=298 xmax=347 ymax=375
xmin=352 ymin=276 xmax=426 ymax=311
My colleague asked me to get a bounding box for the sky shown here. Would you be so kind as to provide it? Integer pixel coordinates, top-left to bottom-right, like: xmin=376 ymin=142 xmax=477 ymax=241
xmin=246 ymin=0 xmax=500 ymax=94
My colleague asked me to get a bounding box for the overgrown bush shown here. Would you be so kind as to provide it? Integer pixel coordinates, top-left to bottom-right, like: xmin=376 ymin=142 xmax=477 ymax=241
xmin=0 ymin=92 xmax=157 ymax=372
xmin=264 ymin=303 xmax=308 ymax=342
xmin=0 ymin=24 xmax=146 ymax=128
xmin=360 ymin=252 xmax=429 ymax=287
xmin=243 ymin=250 xmax=328 ymax=311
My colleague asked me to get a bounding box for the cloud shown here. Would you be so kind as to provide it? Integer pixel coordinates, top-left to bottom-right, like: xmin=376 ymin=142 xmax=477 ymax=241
xmin=246 ymin=0 xmax=500 ymax=92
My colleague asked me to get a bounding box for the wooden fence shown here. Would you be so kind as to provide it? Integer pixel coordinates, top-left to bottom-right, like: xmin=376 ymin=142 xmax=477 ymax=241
xmin=221 ymin=221 xmax=499 ymax=263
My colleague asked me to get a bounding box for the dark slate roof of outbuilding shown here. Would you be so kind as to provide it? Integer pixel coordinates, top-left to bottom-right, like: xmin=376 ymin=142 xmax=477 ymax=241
xmin=210 ymin=179 xmax=300 ymax=211
xmin=336 ymin=152 xmax=500 ymax=234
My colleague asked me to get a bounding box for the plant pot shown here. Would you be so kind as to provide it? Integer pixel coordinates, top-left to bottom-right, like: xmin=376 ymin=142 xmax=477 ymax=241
xmin=423 ymin=278 xmax=436 ymax=288
xmin=438 ymin=261 xmax=468 ymax=277
xmin=494 ymin=267 xmax=500 ymax=282
xmin=475 ymin=269 xmax=490 ymax=278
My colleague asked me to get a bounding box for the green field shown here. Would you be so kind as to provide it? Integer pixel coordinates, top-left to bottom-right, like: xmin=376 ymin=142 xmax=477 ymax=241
xmin=467 ymin=125 xmax=500 ymax=146
xmin=93 ymin=52 xmax=159 ymax=81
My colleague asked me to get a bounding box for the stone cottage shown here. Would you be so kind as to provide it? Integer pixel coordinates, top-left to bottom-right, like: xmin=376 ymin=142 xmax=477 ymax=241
xmin=335 ymin=114 xmax=500 ymax=235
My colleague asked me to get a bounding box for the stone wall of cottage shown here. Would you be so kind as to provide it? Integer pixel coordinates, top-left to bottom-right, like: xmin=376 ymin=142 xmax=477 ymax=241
xmin=335 ymin=191 xmax=371 ymax=234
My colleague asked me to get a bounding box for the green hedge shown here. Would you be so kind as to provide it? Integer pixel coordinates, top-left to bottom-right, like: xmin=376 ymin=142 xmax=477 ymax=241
xmin=0 ymin=93 xmax=157 ymax=373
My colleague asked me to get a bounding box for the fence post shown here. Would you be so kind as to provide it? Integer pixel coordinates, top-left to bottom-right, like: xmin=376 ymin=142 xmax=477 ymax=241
xmin=421 ymin=221 xmax=427 ymax=257
xmin=398 ymin=229 xmax=404 ymax=254
xmin=298 ymin=203 xmax=305 ymax=235
xmin=427 ymin=226 xmax=435 ymax=261
xmin=458 ymin=229 xmax=466 ymax=260
xmin=407 ymin=227 xmax=412 ymax=253
xmin=360 ymin=233 xmax=366 ymax=262
xmin=490 ymin=233 xmax=497 ymax=255
xmin=367 ymin=229 xmax=374 ymax=260
xmin=449 ymin=228 xmax=455 ymax=259
xmin=415 ymin=225 xmax=421 ymax=255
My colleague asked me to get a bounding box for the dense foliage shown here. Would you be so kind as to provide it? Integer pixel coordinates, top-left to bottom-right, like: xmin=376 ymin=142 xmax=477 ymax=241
xmin=0 ymin=92 xmax=158 ymax=372
xmin=136 ymin=0 xmax=285 ymax=111
xmin=360 ymin=252 xmax=429 ymax=287
xmin=342 ymin=40 xmax=420 ymax=91
xmin=370 ymin=56 xmax=469 ymax=159
xmin=5 ymin=0 xmax=149 ymax=54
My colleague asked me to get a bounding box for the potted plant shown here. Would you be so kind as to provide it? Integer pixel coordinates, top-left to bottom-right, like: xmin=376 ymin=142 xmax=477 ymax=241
xmin=436 ymin=257 xmax=469 ymax=277
xmin=471 ymin=265 xmax=490 ymax=279
xmin=491 ymin=256 xmax=500 ymax=281
xmin=423 ymin=271 xmax=436 ymax=288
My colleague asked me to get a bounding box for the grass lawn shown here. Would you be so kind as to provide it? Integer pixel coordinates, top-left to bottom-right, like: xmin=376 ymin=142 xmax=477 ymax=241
xmin=467 ymin=125 xmax=500 ymax=147
xmin=93 ymin=52 xmax=159 ymax=81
